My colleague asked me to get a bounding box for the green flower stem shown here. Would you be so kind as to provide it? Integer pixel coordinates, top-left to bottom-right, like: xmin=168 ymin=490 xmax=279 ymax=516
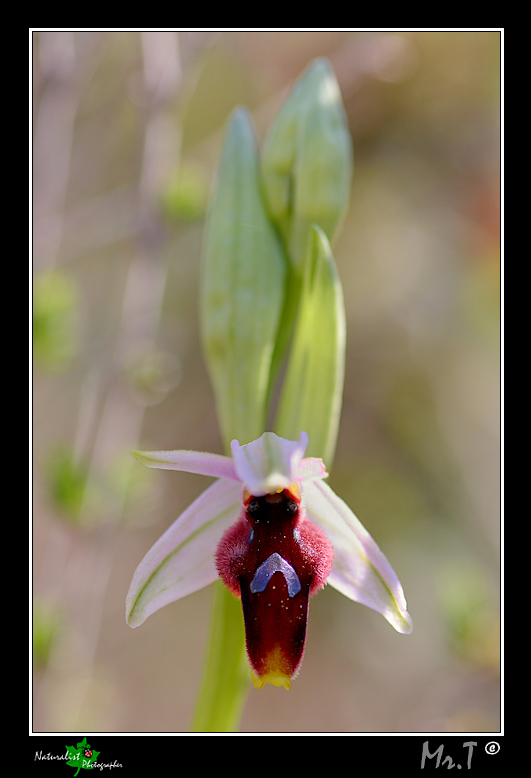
xmin=190 ymin=580 xmax=248 ymax=732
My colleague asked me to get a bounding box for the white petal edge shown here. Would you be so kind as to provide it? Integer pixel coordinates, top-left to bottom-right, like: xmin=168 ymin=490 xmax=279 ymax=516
xmin=230 ymin=431 xmax=308 ymax=495
xmin=304 ymin=480 xmax=413 ymax=634
xmin=126 ymin=479 xmax=242 ymax=628
xmin=131 ymin=448 xmax=238 ymax=481
xmin=297 ymin=456 xmax=328 ymax=482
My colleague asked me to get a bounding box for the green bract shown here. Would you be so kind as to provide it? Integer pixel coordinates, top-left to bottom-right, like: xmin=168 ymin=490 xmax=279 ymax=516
xmin=261 ymin=57 xmax=353 ymax=271
xmin=275 ymin=225 xmax=345 ymax=465
xmin=201 ymin=107 xmax=287 ymax=450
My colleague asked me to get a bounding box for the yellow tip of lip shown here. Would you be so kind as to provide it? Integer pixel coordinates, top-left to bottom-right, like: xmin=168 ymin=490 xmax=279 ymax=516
xmin=251 ymin=669 xmax=291 ymax=690
xmin=250 ymin=646 xmax=292 ymax=690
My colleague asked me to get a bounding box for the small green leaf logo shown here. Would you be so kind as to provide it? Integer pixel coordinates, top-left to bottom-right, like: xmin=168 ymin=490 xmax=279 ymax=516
xmin=65 ymin=737 xmax=100 ymax=776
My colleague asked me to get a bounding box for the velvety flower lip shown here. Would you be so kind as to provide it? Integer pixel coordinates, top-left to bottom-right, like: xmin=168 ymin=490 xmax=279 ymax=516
xmin=126 ymin=431 xmax=412 ymax=642
xmin=216 ymin=480 xmax=334 ymax=689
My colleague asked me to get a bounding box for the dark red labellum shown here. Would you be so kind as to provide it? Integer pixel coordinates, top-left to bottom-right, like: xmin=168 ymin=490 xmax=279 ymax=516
xmin=216 ymin=485 xmax=333 ymax=688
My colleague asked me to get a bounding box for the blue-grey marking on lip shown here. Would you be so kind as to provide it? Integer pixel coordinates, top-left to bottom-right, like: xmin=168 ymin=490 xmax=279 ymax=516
xmin=250 ymin=552 xmax=301 ymax=598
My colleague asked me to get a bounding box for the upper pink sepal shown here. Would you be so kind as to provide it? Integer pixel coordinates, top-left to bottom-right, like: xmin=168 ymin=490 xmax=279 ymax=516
xmin=230 ymin=431 xmax=326 ymax=496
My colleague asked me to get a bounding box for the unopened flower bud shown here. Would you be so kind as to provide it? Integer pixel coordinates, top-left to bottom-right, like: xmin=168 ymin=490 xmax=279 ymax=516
xmin=262 ymin=58 xmax=353 ymax=271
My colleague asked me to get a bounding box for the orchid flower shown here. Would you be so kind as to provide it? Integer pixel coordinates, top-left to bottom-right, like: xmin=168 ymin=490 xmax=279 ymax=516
xmin=126 ymin=431 xmax=412 ymax=690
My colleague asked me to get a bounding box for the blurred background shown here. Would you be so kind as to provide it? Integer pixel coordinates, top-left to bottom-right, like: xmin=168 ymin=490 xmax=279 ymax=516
xmin=32 ymin=30 xmax=501 ymax=733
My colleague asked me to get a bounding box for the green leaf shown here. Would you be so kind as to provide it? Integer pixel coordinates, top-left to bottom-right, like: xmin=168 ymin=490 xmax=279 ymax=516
xmin=274 ymin=225 xmax=346 ymax=466
xmin=65 ymin=738 xmax=100 ymax=776
xmin=201 ymin=107 xmax=287 ymax=449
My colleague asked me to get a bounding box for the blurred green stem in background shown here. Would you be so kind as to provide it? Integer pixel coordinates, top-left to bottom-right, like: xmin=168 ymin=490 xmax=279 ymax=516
xmin=194 ymin=57 xmax=352 ymax=731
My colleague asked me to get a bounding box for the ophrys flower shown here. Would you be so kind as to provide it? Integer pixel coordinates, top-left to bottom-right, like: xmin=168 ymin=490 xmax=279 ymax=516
xmin=126 ymin=431 xmax=412 ymax=689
